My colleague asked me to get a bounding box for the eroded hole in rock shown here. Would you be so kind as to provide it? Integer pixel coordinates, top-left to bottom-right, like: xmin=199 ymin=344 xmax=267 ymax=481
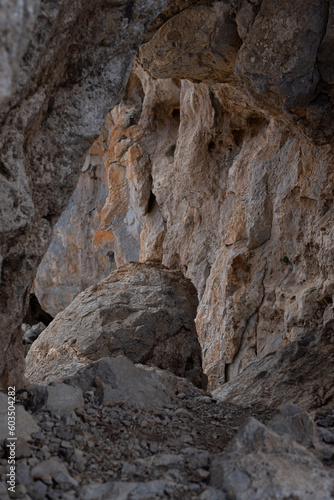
xmin=208 ymin=140 xmax=215 ymax=153
xmin=171 ymin=107 xmax=180 ymax=121
xmin=147 ymin=190 xmax=156 ymax=213
xmin=231 ymin=128 xmax=245 ymax=147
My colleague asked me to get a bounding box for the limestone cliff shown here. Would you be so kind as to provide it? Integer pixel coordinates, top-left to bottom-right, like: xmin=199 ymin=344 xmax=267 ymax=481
xmin=36 ymin=0 xmax=334 ymax=390
xmin=0 ymin=0 xmax=169 ymax=388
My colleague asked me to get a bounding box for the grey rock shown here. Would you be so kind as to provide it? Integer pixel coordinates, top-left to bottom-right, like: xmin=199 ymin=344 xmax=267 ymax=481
xmin=22 ymin=322 xmax=46 ymax=346
xmin=200 ymin=487 xmax=227 ymax=500
xmin=65 ymin=356 xmax=172 ymax=410
xmin=80 ymin=480 xmax=180 ymax=500
xmin=14 ymin=437 xmax=32 ymax=458
xmin=30 ymin=480 xmax=48 ymax=500
xmin=268 ymin=403 xmax=319 ymax=449
xmin=32 ymin=458 xmax=77 ymax=489
xmin=318 ymin=427 xmax=334 ymax=445
xmin=213 ymin=321 xmax=334 ymax=411
xmin=16 ymin=460 xmax=33 ymax=486
xmin=235 ymin=0 xmax=328 ymax=108
xmin=0 ymin=391 xmax=40 ymax=442
xmin=210 ymin=417 xmax=334 ymax=500
xmin=46 ymin=383 xmax=84 ymax=414
xmin=0 ymin=481 xmax=10 ymax=500
xmin=0 ymin=0 xmax=40 ymax=106
xmin=26 ymin=262 xmax=204 ymax=388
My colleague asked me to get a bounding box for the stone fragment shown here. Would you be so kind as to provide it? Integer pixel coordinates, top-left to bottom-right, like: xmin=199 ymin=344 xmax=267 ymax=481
xmin=22 ymin=322 xmax=46 ymax=347
xmin=45 ymin=383 xmax=84 ymax=414
xmin=32 ymin=458 xmax=78 ymax=489
xmin=210 ymin=417 xmax=334 ymax=500
xmin=0 ymin=391 xmax=40 ymax=442
xmin=26 ymin=262 xmax=204 ymax=388
xmin=65 ymin=356 xmax=172 ymax=410
xmin=268 ymin=403 xmax=319 ymax=449
xmin=80 ymin=480 xmax=180 ymax=500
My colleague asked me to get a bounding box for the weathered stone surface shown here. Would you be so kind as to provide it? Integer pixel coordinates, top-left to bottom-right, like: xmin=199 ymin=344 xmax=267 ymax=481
xmin=213 ymin=321 xmax=334 ymax=411
xmin=0 ymin=391 xmax=40 ymax=442
xmin=45 ymin=383 xmax=84 ymax=414
xmin=32 ymin=458 xmax=78 ymax=489
xmin=138 ymin=1 xmax=242 ymax=82
xmin=0 ymin=0 xmax=40 ymax=106
xmin=235 ymin=0 xmax=328 ymax=109
xmin=26 ymin=262 xmax=204 ymax=387
xmin=0 ymin=0 xmax=169 ymax=389
xmin=268 ymin=403 xmax=319 ymax=449
xmin=65 ymin=356 xmax=173 ymax=410
xmin=80 ymin=480 xmax=182 ymax=500
xmin=22 ymin=321 xmax=46 ymax=352
xmin=36 ymin=0 xmax=334 ymax=391
xmin=34 ymin=125 xmax=116 ymax=317
xmin=210 ymin=417 xmax=334 ymax=500
xmin=2 ymin=0 xmax=334 ymax=398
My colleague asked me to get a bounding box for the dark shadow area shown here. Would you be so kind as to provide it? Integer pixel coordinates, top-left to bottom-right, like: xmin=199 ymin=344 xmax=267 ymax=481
xmin=23 ymin=293 xmax=54 ymax=326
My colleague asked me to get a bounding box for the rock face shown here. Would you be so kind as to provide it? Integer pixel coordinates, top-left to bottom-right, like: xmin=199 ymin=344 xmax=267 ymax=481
xmin=0 ymin=0 xmax=169 ymax=389
xmin=210 ymin=414 xmax=334 ymax=500
xmin=34 ymin=122 xmax=116 ymax=317
xmin=26 ymin=262 xmax=204 ymax=388
xmin=213 ymin=320 xmax=334 ymax=411
xmin=36 ymin=0 xmax=334 ymax=390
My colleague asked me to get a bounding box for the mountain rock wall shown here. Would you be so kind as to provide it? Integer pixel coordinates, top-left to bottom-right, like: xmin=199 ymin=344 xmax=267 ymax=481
xmin=36 ymin=0 xmax=334 ymax=389
xmin=1 ymin=0 xmax=334 ymax=390
xmin=0 ymin=0 xmax=169 ymax=389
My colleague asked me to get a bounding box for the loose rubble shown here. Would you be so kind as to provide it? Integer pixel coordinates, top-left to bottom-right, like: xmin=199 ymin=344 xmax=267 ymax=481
xmin=1 ymin=357 xmax=333 ymax=499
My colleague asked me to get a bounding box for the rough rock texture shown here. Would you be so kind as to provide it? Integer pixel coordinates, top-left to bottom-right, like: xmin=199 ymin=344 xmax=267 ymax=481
xmin=34 ymin=122 xmax=116 ymax=317
xmin=0 ymin=0 xmax=40 ymax=106
xmin=210 ymin=416 xmax=334 ymax=500
xmin=0 ymin=0 xmax=169 ymax=389
xmin=2 ymin=360 xmax=334 ymax=499
xmin=213 ymin=320 xmax=334 ymax=411
xmin=0 ymin=391 xmax=40 ymax=442
xmin=26 ymin=262 xmax=204 ymax=388
xmin=38 ymin=0 xmax=334 ymax=389
xmin=2 ymin=0 xmax=334 ymax=394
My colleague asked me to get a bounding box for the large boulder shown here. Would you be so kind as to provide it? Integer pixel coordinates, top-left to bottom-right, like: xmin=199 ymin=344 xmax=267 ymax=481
xmin=26 ymin=262 xmax=205 ymax=388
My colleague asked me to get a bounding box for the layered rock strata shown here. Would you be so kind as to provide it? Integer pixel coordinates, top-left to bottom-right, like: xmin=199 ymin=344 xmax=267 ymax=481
xmin=26 ymin=262 xmax=205 ymax=388
xmin=0 ymin=0 xmax=169 ymax=388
